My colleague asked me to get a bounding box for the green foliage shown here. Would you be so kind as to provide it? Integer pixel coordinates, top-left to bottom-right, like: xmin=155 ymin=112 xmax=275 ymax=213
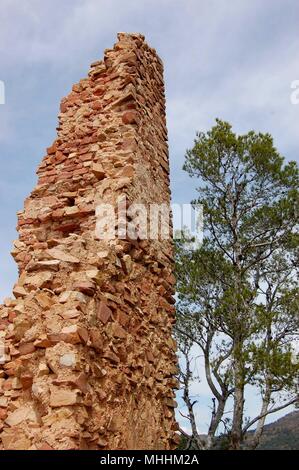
xmin=183 ymin=119 xmax=298 ymax=268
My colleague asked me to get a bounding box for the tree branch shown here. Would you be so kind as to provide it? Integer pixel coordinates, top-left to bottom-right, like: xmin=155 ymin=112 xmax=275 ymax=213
xmin=242 ymin=397 xmax=298 ymax=434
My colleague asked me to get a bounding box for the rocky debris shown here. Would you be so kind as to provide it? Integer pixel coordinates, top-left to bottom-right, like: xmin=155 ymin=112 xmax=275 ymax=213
xmin=12 ymin=286 xmax=27 ymax=299
xmin=97 ymin=301 xmax=112 ymax=325
xmin=47 ymin=249 xmax=80 ymax=264
xmin=18 ymin=342 xmax=36 ymax=356
xmin=0 ymin=32 xmax=177 ymax=451
xmin=5 ymin=406 xmax=38 ymax=427
xmin=92 ymin=163 xmax=106 ymax=180
xmin=49 ymin=388 xmax=80 ymax=407
xmin=73 ymin=281 xmax=95 ymax=296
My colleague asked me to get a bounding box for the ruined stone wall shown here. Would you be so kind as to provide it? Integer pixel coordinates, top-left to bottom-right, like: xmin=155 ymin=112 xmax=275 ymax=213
xmin=0 ymin=33 xmax=178 ymax=450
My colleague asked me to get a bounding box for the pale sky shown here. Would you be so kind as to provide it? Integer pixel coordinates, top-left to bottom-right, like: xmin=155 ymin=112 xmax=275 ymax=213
xmin=0 ymin=0 xmax=298 ymax=433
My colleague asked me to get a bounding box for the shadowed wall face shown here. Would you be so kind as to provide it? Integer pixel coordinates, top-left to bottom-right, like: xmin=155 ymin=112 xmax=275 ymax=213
xmin=0 ymin=33 xmax=178 ymax=450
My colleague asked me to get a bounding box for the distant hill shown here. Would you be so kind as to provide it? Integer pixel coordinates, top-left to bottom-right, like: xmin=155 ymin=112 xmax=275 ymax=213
xmin=255 ymin=411 xmax=299 ymax=450
xmin=178 ymin=410 xmax=299 ymax=450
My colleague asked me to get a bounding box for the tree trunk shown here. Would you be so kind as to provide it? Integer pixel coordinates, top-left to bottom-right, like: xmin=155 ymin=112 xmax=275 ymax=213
xmin=247 ymin=395 xmax=270 ymax=450
xmin=206 ymin=398 xmax=226 ymax=449
xmin=181 ymin=349 xmax=206 ymax=450
xmin=230 ymin=346 xmax=244 ymax=450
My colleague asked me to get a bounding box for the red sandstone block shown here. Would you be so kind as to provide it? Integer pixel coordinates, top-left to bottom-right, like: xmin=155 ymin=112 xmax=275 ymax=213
xmin=117 ymin=310 xmax=129 ymax=327
xmin=146 ymin=350 xmax=155 ymax=363
xmin=18 ymin=342 xmax=36 ymax=356
xmin=79 ymin=90 xmax=91 ymax=101
xmin=119 ymin=165 xmax=134 ymax=178
xmin=72 ymin=83 xmax=82 ymax=93
xmin=78 ymin=147 xmax=91 ymax=155
xmin=126 ymin=102 xmax=137 ymax=110
xmin=18 ymin=218 xmax=36 ymax=226
xmin=56 ymin=171 xmax=73 ymax=181
xmin=33 ymin=242 xmax=48 ymax=250
xmin=91 ymin=101 xmax=102 ymax=111
xmin=37 ymin=177 xmax=47 ymax=185
xmin=0 ymin=409 xmax=8 ymax=421
xmin=158 ymin=285 xmax=166 ymax=296
xmin=63 ymin=160 xmax=79 ymax=169
xmin=38 ymin=176 xmax=56 ymax=185
xmin=93 ymin=85 xmax=105 ymax=97
xmin=82 ymin=173 xmax=93 ymax=182
xmin=20 ymin=374 xmax=33 ymax=390
xmin=79 ymin=153 xmax=93 ymax=162
xmin=97 ymin=302 xmax=112 ymax=325
xmin=51 ymin=209 xmax=65 ymax=220
xmin=47 ymin=143 xmax=57 ymax=155
xmin=77 ymin=327 xmax=89 ymax=345
xmin=0 ymin=320 xmax=9 ymax=330
xmin=34 ymin=338 xmax=54 ymax=349
xmin=55 ymin=223 xmax=80 ymax=233
xmin=3 ymin=379 xmax=13 ymax=391
xmin=44 ymin=169 xmax=57 ymax=177
xmin=122 ymin=138 xmax=137 ymax=151
xmin=166 ymin=273 xmax=176 ymax=285
xmin=53 ymin=151 xmax=66 ymax=163
xmin=76 ymin=205 xmax=94 ymax=216
xmin=90 ymin=329 xmax=104 ymax=352
xmin=37 ymin=161 xmax=48 ymax=171
xmin=103 ymin=350 xmax=120 ymax=364
xmin=8 ymin=311 xmax=16 ymax=323
xmin=60 ymin=100 xmax=68 ymax=113
xmin=73 ymin=168 xmax=89 ymax=176
xmin=122 ymin=111 xmax=138 ymax=125
xmin=81 ymin=136 xmax=97 ymax=145
xmin=73 ymin=281 xmax=95 ymax=296
xmin=47 ymin=333 xmax=64 ymax=344
xmin=38 ymin=443 xmax=54 ymax=451
xmin=60 ymin=142 xmax=76 ymax=152
xmin=38 ymin=213 xmax=52 ymax=223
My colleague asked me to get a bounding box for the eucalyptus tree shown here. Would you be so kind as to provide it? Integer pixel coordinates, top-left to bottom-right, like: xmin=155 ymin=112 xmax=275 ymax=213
xmin=175 ymin=120 xmax=299 ymax=449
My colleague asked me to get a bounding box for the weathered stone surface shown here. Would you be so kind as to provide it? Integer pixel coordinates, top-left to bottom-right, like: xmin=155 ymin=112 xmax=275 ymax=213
xmin=12 ymin=286 xmax=27 ymax=298
xmin=92 ymin=163 xmax=106 ymax=180
xmin=1 ymin=430 xmax=31 ymax=450
xmin=50 ymin=388 xmax=79 ymax=407
xmin=0 ymin=33 xmax=177 ymax=450
xmin=5 ymin=406 xmax=37 ymax=427
xmin=73 ymin=281 xmax=95 ymax=296
xmin=97 ymin=301 xmax=112 ymax=325
xmin=47 ymin=249 xmax=80 ymax=264
xmin=18 ymin=343 xmax=36 ymax=356
xmin=59 ymin=353 xmax=76 ymax=368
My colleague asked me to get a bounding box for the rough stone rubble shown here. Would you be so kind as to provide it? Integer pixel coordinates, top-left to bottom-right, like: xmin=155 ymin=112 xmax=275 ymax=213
xmin=0 ymin=33 xmax=178 ymax=450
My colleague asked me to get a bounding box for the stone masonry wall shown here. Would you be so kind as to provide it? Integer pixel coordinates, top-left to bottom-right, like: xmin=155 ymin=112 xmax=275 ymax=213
xmin=0 ymin=33 xmax=178 ymax=450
